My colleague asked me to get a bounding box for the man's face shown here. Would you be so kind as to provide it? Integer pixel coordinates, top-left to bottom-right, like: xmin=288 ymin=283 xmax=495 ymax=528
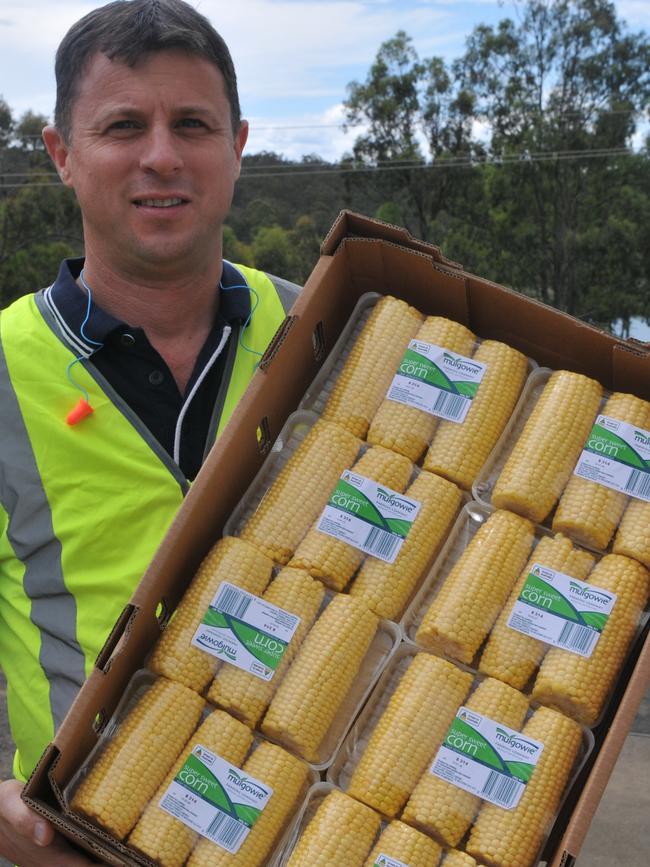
xmin=44 ymin=49 xmax=248 ymax=279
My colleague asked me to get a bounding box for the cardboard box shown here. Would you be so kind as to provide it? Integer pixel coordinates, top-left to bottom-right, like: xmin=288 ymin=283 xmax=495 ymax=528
xmin=24 ymin=211 xmax=650 ymax=866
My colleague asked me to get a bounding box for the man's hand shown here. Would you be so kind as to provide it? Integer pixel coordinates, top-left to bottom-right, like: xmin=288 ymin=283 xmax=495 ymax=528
xmin=0 ymin=779 xmax=100 ymax=865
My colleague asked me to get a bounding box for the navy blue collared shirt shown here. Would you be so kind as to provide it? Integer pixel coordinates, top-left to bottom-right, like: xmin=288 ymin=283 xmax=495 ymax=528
xmin=42 ymin=258 xmax=251 ymax=480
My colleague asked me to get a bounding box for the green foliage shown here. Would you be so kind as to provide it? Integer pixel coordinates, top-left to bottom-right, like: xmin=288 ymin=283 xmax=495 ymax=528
xmin=0 ymin=97 xmax=13 ymax=148
xmin=15 ymin=110 xmax=49 ymax=151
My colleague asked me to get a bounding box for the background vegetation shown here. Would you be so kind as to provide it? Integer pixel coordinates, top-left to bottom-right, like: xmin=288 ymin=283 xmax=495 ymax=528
xmin=1 ymin=0 xmax=648 ymax=334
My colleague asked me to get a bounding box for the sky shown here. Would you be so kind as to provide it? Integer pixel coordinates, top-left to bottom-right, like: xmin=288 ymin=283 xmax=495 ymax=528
xmin=1 ymin=0 xmax=649 ymax=161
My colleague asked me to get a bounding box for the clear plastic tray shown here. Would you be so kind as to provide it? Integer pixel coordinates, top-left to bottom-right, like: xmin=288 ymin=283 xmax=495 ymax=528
xmin=66 ymin=671 xmax=318 ymax=867
xmin=325 ymin=645 xmax=594 ymax=867
xmin=401 ymin=502 xmax=649 ymax=727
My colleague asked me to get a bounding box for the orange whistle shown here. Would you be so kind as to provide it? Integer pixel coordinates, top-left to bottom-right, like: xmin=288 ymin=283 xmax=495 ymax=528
xmin=66 ymin=398 xmax=94 ymax=425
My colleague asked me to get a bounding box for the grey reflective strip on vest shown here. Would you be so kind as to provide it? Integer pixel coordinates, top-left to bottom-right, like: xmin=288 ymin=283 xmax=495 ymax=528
xmin=267 ymin=273 xmax=302 ymax=312
xmin=0 ymin=337 xmax=86 ymax=732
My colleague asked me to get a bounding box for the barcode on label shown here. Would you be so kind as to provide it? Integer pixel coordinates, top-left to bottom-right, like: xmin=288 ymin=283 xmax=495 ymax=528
xmin=481 ymin=771 xmax=521 ymax=808
xmin=625 ymin=468 xmax=650 ymax=500
xmin=363 ymin=526 xmax=400 ymax=560
xmin=432 ymin=390 xmax=469 ymax=421
xmin=557 ymin=621 xmax=599 ymax=655
xmin=216 ymin=586 xmax=252 ymax=619
xmin=205 ymin=811 xmax=248 ymax=851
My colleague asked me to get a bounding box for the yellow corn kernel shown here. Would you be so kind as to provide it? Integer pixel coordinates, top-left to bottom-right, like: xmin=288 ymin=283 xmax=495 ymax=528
xmin=262 ymin=594 xmax=378 ymax=763
xmin=322 ymin=295 xmax=424 ymax=438
xmin=423 ymin=340 xmax=528 ymax=490
xmin=442 ymin=851 xmax=480 ymax=867
xmin=350 ymin=470 xmax=462 ymax=621
xmin=367 ymin=316 xmax=476 ymax=461
xmin=364 ymin=820 xmax=443 ymax=867
xmin=532 ymin=553 xmax=649 ymax=725
xmin=70 ymin=679 xmax=205 ymax=839
xmin=613 ymin=497 xmax=650 ymax=568
xmin=186 ymin=741 xmax=309 ymax=867
xmin=479 ymin=534 xmax=595 ymax=689
xmin=206 ymin=568 xmax=325 ymax=727
xmin=403 ymin=677 xmax=528 ymax=846
xmin=128 ymin=710 xmax=253 ymax=867
xmin=466 ymin=707 xmax=582 ymax=867
xmin=415 ymin=510 xmax=535 ymax=665
xmin=240 ymin=419 xmax=361 ymax=564
xmin=286 ymin=790 xmax=381 ymax=867
xmin=552 ymin=392 xmax=650 ymax=549
xmin=289 ymin=446 xmax=413 ymax=591
xmin=348 ymin=654 xmax=473 ymax=817
xmin=149 ymin=537 xmax=273 ymax=692
xmin=492 ymin=370 xmax=602 ymax=523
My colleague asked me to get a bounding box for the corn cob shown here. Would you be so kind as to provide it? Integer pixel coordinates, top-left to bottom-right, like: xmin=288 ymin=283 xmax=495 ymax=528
xmin=367 ymin=316 xmax=476 ymax=461
xmin=403 ymin=677 xmax=528 ymax=846
xmin=423 ymin=340 xmax=528 ymax=490
xmin=206 ymin=568 xmax=325 ymax=727
xmin=442 ymin=851 xmax=481 ymax=867
xmin=186 ymin=741 xmax=309 ymax=867
xmin=322 ymin=295 xmax=424 ymax=438
xmin=552 ymin=392 xmax=650 ymax=549
xmin=350 ymin=470 xmax=462 ymax=621
xmin=71 ymin=679 xmax=205 ymax=839
xmin=492 ymin=370 xmax=602 ymax=523
xmin=466 ymin=706 xmax=582 ymax=867
xmin=364 ymin=820 xmax=443 ymax=867
xmin=240 ymin=419 xmax=361 ymax=564
xmin=613 ymin=497 xmax=650 ymax=567
xmin=286 ymin=789 xmax=381 ymax=867
xmin=262 ymin=594 xmax=378 ymax=763
xmin=289 ymin=446 xmax=413 ymax=591
xmin=531 ymin=553 xmax=649 ymax=725
xmin=415 ymin=510 xmax=535 ymax=665
xmin=348 ymin=654 xmax=473 ymax=817
xmin=128 ymin=710 xmax=253 ymax=866
xmin=149 ymin=537 xmax=273 ymax=692
xmin=478 ymin=534 xmax=595 ymax=689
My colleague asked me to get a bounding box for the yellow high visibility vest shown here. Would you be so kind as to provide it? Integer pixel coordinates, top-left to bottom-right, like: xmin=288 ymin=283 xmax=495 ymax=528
xmin=0 ymin=263 xmax=288 ymax=779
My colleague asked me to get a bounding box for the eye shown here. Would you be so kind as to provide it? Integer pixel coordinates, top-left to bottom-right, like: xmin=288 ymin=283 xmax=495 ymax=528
xmin=107 ymin=119 xmax=142 ymax=135
xmin=177 ymin=118 xmax=209 ymax=131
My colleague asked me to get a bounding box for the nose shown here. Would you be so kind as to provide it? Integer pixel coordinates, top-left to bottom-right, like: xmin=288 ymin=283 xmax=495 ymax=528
xmin=139 ymin=125 xmax=183 ymax=175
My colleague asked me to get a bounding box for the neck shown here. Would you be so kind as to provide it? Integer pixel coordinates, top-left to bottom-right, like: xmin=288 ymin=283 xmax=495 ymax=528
xmin=80 ymin=254 xmax=223 ymax=394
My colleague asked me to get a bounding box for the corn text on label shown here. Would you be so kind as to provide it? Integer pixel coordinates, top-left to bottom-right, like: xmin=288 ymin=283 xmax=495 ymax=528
xmin=192 ymin=582 xmax=301 ymax=681
xmin=430 ymin=707 xmax=544 ymax=811
xmin=387 ymin=340 xmax=486 ymax=423
xmin=317 ymin=471 xmax=421 ymax=563
xmin=506 ymin=563 xmax=616 ymax=658
xmin=159 ymin=744 xmax=272 ymax=853
xmin=574 ymin=414 xmax=650 ymax=502
xmin=374 ymin=855 xmax=410 ymax=867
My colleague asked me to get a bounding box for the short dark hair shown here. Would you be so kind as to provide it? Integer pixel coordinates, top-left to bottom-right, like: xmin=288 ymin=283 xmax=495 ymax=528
xmin=54 ymin=0 xmax=241 ymax=141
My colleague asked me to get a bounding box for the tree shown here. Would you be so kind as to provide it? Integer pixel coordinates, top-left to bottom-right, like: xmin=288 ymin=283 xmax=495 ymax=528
xmin=15 ymin=110 xmax=49 ymax=151
xmin=0 ymin=97 xmax=13 ymax=148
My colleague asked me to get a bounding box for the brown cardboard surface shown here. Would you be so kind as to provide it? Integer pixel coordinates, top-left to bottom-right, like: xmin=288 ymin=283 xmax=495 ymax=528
xmin=23 ymin=210 xmax=650 ymax=865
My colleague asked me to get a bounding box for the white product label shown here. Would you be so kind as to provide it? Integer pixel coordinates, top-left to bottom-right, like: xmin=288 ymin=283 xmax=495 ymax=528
xmin=387 ymin=340 xmax=486 ymax=423
xmin=159 ymin=745 xmax=272 ymax=854
xmin=191 ymin=582 xmax=301 ymax=681
xmin=316 ymin=471 xmax=421 ymax=564
xmin=506 ymin=563 xmax=616 ymax=658
xmin=574 ymin=415 xmax=650 ymax=502
xmin=430 ymin=708 xmax=544 ymax=810
xmin=373 ymin=855 xmax=409 ymax=867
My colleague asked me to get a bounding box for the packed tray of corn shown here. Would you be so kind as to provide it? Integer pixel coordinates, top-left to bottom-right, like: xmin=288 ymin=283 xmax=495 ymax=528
xmin=324 ymin=646 xmax=592 ymax=867
xmin=224 ymin=410 xmax=467 ymax=621
xmin=474 ymin=368 xmax=650 ymax=562
xmin=66 ymin=672 xmax=317 ymax=867
xmin=402 ymin=502 xmax=649 ymax=726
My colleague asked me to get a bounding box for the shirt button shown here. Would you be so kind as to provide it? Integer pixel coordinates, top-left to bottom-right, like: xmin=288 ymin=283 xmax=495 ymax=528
xmin=148 ymin=370 xmax=164 ymax=386
xmin=120 ymin=333 xmax=136 ymax=347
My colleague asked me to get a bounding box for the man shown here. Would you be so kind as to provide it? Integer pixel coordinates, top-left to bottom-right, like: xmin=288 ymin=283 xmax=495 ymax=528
xmin=0 ymin=1 xmax=299 ymax=862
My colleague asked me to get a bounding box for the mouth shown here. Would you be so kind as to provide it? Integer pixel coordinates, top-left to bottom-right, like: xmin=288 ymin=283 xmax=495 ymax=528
xmin=133 ymin=197 xmax=188 ymax=208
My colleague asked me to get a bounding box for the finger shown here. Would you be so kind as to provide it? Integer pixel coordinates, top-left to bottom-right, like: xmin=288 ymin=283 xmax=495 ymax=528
xmin=0 ymin=780 xmax=55 ymax=847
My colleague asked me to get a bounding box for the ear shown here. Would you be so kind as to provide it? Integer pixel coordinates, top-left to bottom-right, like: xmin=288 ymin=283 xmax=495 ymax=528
xmin=233 ymin=119 xmax=249 ymax=179
xmin=42 ymin=125 xmax=74 ymax=188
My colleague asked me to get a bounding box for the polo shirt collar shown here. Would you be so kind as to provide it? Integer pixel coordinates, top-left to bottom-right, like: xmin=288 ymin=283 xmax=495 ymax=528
xmin=41 ymin=257 xmax=252 ymax=358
